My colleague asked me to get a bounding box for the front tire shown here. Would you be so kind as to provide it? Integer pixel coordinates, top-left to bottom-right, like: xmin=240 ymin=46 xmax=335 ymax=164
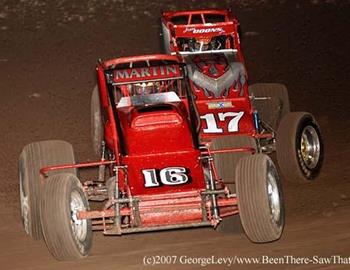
xmin=19 ymin=140 xmax=76 ymax=240
xmin=91 ymin=85 xmax=104 ymax=156
xmin=41 ymin=173 xmax=92 ymax=260
xmin=236 ymin=154 xmax=284 ymax=243
xmin=249 ymin=83 xmax=290 ymax=130
xmin=276 ymin=112 xmax=323 ymax=183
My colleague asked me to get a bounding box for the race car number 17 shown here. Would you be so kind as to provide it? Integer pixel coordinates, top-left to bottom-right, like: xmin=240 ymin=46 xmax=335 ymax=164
xmin=200 ymin=111 xmax=244 ymax=133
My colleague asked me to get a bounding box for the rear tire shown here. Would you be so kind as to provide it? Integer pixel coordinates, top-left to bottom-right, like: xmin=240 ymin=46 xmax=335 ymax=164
xmin=91 ymin=85 xmax=104 ymax=156
xmin=41 ymin=173 xmax=92 ymax=260
xmin=276 ymin=112 xmax=323 ymax=183
xmin=236 ymin=154 xmax=284 ymax=243
xmin=249 ymin=83 xmax=290 ymax=130
xmin=19 ymin=140 xmax=76 ymax=240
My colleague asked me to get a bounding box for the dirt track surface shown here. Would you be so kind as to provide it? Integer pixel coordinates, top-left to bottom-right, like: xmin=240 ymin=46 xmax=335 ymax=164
xmin=0 ymin=1 xmax=350 ymax=269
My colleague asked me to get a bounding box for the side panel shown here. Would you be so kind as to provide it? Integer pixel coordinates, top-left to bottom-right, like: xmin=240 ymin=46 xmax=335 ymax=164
xmin=196 ymin=97 xmax=256 ymax=139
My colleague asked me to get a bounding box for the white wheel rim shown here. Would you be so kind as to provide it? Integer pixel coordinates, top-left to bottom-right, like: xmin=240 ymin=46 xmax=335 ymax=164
xmin=267 ymin=165 xmax=281 ymax=223
xmin=70 ymin=191 xmax=87 ymax=242
xmin=19 ymin=169 xmax=29 ymax=234
xmin=300 ymin=125 xmax=321 ymax=169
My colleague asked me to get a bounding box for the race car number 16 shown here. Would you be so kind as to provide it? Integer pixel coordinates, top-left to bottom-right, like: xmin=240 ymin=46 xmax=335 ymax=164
xmin=142 ymin=167 xmax=188 ymax=187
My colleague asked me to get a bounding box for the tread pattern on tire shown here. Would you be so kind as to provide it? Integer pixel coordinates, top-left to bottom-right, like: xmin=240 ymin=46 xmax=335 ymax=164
xmin=41 ymin=173 xmax=92 ymax=260
xmin=236 ymin=154 xmax=284 ymax=243
xmin=248 ymin=83 xmax=290 ymax=130
xmin=91 ymin=85 xmax=104 ymax=156
xmin=19 ymin=140 xmax=76 ymax=240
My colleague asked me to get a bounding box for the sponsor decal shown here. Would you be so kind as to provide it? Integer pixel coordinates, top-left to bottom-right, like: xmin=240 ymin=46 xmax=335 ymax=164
xmin=183 ymin=27 xmax=226 ymax=35
xmin=207 ymin=101 xmax=233 ymax=109
xmin=113 ymin=65 xmax=181 ymax=83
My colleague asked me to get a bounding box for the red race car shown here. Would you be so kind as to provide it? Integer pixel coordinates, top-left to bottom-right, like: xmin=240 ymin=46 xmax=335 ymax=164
xmin=161 ymin=9 xmax=323 ymax=183
xmin=19 ymin=54 xmax=284 ymax=260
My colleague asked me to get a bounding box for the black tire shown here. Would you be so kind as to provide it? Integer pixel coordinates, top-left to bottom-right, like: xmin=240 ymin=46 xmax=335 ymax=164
xmin=236 ymin=154 xmax=284 ymax=243
xmin=210 ymin=135 xmax=256 ymax=233
xmin=249 ymin=83 xmax=290 ymax=130
xmin=276 ymin=112 xmax=323 ymax=183
xmin=91 ymin=85 xmax=104 ymax=156
xmin=41 ymin=173 xmax=92 ymax=260
xmin=19 ymin=140 xmax=76 ymax=240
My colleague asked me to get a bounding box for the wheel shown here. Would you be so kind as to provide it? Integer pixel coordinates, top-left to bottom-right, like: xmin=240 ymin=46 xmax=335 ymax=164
xmin=249 ymin=83 xmax=290 ymax=130
xmin=41 ymin=173 xmax=92 ymax=260
xmin=210 ymin=135 xmax=256 ymax=233
xmin=91 ymin=85 xmax=104 ymax=156
xmin=236 ymin=154 xmax=284 ymax=242
xmin=19 ymin=140 xmax=76 ymax=240
xmin=276 ymin=112 xmax=323 ymax=183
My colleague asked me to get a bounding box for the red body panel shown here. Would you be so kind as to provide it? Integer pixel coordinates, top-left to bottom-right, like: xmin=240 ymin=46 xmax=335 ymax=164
xmin=173 ymin=24 xmax=236 ymax=39
xmin=196 ymin=97 xmax=256 ymax=139
xmin=117 ymin=102 xmax=194 ymax=155
xmin=123 ymin=151 xmax=205 ymax=195
xmin=113 ymin=65 xmax=181 ymax=84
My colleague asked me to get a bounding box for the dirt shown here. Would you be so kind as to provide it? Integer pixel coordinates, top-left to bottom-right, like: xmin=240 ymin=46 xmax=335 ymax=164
xmin=0 ymin=0 xmax=350 ymax=269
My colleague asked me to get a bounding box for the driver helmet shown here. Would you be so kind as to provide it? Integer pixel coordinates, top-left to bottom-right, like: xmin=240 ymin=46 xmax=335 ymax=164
xmin=133 ymin=82 xmax=159 ymax=95
xmin=189 ymin=37 xmax=211 ymax=52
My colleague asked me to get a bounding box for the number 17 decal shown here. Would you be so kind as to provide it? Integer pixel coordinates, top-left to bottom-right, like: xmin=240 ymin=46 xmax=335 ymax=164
xmin=200 ymin=111 xmax=244 ymax=133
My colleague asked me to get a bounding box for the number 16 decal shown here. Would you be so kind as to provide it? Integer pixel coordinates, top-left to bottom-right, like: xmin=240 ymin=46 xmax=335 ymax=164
xmin=200 ymin=111 xmax=244 ymax=133
xmin=143 ymin=167 xmax=189 ymax=187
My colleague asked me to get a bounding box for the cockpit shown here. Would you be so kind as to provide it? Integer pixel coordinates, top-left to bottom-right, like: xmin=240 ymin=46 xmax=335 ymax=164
xmin=177 ymin=35 xmax=233 ymax=53
xmin=112 ymin=78 xmax=186 ymax=108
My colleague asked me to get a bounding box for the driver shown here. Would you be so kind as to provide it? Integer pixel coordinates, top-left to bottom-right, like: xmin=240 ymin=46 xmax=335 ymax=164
xmin=186 ymin=37 xmax=223 ymax=52
xmin=132 ymin=82 xmax=160 ymax=96
xmin=189 ymin=37 xmax=211 ymax=52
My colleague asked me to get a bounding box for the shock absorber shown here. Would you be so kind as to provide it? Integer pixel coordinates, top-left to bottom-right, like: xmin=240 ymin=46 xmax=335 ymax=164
xmin=97 ymin=141 xmax=106 ymax=182
xmin=206 ymin=156 xmax=220 ymax=224
xmin=113 ymin=167 xmax=121 ymax=234
xmin=253 ymin=110 xmax=261 ymax=132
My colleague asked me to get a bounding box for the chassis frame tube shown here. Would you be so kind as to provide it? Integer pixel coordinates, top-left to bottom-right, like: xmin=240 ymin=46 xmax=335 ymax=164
xmin=40 ymin=160 xmax=116 ymax=175
xmin=103 ymin=221 xmax=213 ymax=235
